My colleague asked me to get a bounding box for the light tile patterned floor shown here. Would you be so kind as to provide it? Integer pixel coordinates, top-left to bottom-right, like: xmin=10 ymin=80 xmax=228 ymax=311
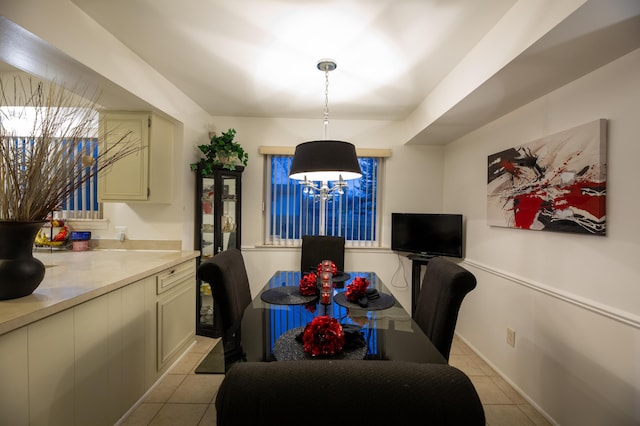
xmin=448 ymin=336 xmax=552 ymax=426
xmin=118 ymin=334 xmax=551 ymax=425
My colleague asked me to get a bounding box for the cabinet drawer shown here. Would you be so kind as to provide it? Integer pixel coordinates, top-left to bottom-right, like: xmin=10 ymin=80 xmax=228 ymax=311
xmin=156 ymin=261 xmax=195 ymax=295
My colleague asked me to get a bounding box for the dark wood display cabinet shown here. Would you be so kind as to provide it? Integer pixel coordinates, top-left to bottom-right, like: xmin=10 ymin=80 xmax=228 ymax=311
xmin=194 ymin=164 xmax=243 ymax=337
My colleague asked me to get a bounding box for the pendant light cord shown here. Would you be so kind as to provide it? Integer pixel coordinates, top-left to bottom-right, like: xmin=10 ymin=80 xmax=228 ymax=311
xmin=323 ymin=67 xmax=330 ymax=139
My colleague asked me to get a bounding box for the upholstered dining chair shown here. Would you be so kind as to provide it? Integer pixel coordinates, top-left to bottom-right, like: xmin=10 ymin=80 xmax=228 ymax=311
xmin=215 ymin=360 xmax=485 ymax=426
xmin=196 ymin=248 xmax=251 ymax=369
xmin=413 ymin=256 xmax=477 ymax=361
xmin=300 ymin=235 xmax=345 ymax=272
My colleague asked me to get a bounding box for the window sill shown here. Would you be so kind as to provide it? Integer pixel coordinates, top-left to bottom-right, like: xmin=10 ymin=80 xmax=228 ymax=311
xmin=250 ymin=244 xmax=390 ymax=252
xmin=65 ymin=218 xmax=109 ymax=230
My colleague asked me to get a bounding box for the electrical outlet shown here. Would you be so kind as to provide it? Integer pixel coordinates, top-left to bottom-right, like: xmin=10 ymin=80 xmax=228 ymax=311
xmin=115 ymin=226 xmax=127 ymax=242
xmin=506 ymin=328 xmax=516 ymax=348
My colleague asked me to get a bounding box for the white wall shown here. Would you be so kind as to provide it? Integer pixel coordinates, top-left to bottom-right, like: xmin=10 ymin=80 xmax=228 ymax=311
xmin=207 ymin=115 xmax=445 ymax=310
xmin=2 ymin=0 xmax=212 ymax=249
xmin=445 ymin=49 xmax=640 ymax=425
xmin=2 ymin=1 xmax=446 ymax=262
xmin=9 ymin=2 xmax=638 ymax=423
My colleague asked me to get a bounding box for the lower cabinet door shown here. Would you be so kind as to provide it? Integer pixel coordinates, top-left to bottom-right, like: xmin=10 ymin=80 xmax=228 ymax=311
xmin=28 ymin=309 xmax=75 ymax=425
xmin=74 ymin=295 xmax=113 ymax=425
xmin=0 ymin=327 xmax=29 ymax=425
xmin=157 ymin=283 xmax=196 ymax=370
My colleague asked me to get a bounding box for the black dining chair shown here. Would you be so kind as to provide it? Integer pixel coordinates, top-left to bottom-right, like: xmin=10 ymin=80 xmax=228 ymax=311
xmin=300 ymin=235 xmax=345 ymax=272
xmin=196 ymin=248 xmax=252 ymax=370
xmin=413 ymin=256 xmax=477 ymax=362
xmin=215 ymin=360 xmax=485 ymax=426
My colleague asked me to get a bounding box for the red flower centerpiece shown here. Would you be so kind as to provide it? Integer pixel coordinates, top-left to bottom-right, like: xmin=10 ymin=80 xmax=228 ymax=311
xmin=345 ymin=276 xmax=370 ymax=302
xmin=302 ymin=315 xmax=345 ymax=356
xmin=303 ymin=301 xmax=316 ymax=313
xmin=317 ymin=261 xmax=338 ymax=275
xmin=299 ymin=272 xmax=318 ymax=296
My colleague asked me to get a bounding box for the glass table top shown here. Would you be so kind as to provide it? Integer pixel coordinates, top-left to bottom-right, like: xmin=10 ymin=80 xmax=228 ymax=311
xmin=240 ymin=270 xmax=446 ymax=364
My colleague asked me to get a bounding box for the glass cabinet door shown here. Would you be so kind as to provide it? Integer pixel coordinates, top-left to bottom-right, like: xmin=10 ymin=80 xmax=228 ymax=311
xmin=200 ymin=176 xmax=215 ymax=260
xmin=219 ymin=175 xmax=238 ymax=253
xmin=199 ymin=175 xmax=216 ymax=330
xmin=196 ymin=165 xmax=243 ymax=337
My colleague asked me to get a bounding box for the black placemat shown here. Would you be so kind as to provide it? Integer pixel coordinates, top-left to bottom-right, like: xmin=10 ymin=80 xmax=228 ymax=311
xmin=273 ymin=327 xmax=367 ymax=361
xmin=331 ymin=272 xmax=351 ymax=283
xmin=334 ymin=292 xmax=396 ymax=311
xmin=260 ymin=286 xmax=318 ymax=305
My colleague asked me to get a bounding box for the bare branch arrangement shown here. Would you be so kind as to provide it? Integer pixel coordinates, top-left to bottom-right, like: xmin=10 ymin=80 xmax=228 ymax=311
xmin=0 ymin=76 xmax=143 ymax=221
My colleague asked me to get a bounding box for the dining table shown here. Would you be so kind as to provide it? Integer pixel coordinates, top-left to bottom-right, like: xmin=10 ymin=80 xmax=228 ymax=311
xmin=239 ymin=270 xmax=446 ymax=364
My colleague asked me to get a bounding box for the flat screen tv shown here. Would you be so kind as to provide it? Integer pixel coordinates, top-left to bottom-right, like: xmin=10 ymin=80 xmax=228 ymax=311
xmin=391 ymin=213 xmax=463 ymax=258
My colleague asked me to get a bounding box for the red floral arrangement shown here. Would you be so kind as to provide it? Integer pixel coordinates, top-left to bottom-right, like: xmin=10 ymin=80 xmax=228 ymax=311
xmin=302 ymin=315 xmax=345 ymax=356
xmin=303 ymin=301 xmax=316 ymax=313
xmin=299 ymin=272 xmax=318 ymax=296
xmin=345 ymin=276 xmax=369 ymax=302
xmin=317 ymin=261 xmax=338 ymax=275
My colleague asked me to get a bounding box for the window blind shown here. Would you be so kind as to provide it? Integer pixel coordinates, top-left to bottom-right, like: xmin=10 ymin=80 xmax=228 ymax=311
xmin=265 ymin=154 xmax=380 ymax=247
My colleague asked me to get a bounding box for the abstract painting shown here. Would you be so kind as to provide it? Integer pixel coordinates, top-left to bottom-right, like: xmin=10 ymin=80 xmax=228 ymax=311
xmin=487 ymin=119 xmax=607 ymax=235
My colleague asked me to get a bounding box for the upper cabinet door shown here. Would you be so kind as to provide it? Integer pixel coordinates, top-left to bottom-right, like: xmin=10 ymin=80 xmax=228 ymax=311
xmin=98 ymin=111 xmax=174 ymax=203
xmin=99 ymin=112 xmax=149 ymax=201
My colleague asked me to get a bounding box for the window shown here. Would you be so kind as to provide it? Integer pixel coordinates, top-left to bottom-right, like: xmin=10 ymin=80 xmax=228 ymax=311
xmin=265 ymin=154 xmax=382 ymax=247
xmin=8 ymin=136 xmax=101 ymax=219
xmin=60 ymin=137 xmax=101 ymax=219
xmin=1 ymin=105 xmax=101 ymax=219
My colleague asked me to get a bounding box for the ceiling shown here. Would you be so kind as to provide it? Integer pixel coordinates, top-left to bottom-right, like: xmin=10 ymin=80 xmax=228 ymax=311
xmin=68 ymin=0 xmax=517 ymax=121
xmin=2 ymin=1 xmax=639 ymax=144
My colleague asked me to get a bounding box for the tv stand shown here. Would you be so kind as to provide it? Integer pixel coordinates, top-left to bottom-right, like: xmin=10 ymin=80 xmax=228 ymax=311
xmin=407 ymin=254 xmax=437 ymax=317
xmin=407 ymin=254 xmax=436 ymax=262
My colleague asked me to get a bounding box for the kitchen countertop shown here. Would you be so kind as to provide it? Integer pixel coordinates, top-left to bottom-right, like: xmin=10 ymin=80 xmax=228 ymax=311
xmin=0 ymin=250 xmax=199 ymax=336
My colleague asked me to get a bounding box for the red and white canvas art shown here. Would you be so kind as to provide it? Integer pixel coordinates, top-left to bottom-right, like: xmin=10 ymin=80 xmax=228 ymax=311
xmin=487 ymin=119 xmax=607 ymax=235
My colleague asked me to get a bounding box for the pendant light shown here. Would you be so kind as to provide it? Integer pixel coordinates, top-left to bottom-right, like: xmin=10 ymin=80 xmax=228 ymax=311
xmin=289 ymin=59 xmax=362 ymax=235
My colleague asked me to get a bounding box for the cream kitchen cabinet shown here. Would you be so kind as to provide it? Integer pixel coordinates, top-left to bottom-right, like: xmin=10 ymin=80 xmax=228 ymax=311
xmin=155 ymin=260 xmax=196 ymax=371
xmin=0 ymin=326 xmax=29 ymax=425
xmin=0 ymin=259 xmax=195 ymax=426
xmin=29 ymin=308 xmax=76 ymax=425
xmin=98 ymin=111 xmax=174 ymax=203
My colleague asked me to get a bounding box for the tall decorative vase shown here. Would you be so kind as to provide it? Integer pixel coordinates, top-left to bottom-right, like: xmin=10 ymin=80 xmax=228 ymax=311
xmin=0 ymin=221 xmax=46 ymax=300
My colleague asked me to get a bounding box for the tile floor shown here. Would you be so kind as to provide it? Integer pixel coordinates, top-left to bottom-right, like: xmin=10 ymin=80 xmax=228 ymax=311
xmin=118 ymin=334 xmax=552 ymax=426
xmin=448 ymin=336 xmax=552 ymax=426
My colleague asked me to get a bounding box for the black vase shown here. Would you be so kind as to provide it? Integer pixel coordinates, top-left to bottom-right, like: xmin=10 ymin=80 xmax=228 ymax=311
xmin=0 ymin=221 xmax=46 ymax=300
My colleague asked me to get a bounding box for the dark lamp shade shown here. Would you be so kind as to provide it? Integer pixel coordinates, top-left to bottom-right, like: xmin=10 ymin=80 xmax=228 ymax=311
xmin=289 ymin=140 xmax=362 ymax=182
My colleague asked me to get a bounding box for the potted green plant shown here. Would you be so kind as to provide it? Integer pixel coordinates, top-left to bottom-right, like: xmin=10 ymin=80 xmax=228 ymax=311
xmin=190 ymin=128 xmax=248 ymax=174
